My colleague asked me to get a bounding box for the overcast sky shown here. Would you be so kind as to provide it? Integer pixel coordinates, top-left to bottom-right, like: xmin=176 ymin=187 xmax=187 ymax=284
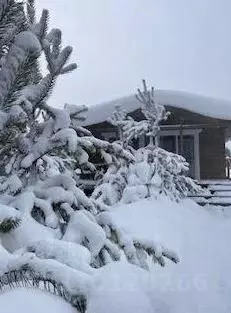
xmin=37 ymin=0 xmax=231 ymax=107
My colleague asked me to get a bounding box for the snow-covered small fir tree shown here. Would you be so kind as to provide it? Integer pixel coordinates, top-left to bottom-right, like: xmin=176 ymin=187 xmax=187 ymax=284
xmin=93 ymin=80 xmax=203 ymax=205
xmin=92 ymin=105 xmax=137 ymax=205
xmin=0 ymin=3 xmax=178 ymax=311
xmin=122 ymin=80 xmax=203 ymax=202
xmin=124 ymin=79 xmax=170 ymax=147
xmin=108 ymin=105 xmax=134 ymax=149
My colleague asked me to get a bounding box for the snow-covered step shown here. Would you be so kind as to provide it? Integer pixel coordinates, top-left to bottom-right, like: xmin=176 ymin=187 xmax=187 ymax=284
xmin=191 ymin=180 xmax=231 ymax=206
xmin=199 ymin=180 xmax=231 ymax=185
xmin=192 ymin=196 xmax=231 ymax=206
xmin=208 ymin=185 xmax=231 ymax=191
xmin=213 ymin=191 xmax=231 ymax=197
xmin=191 ymin=193 xmax=231 ymax=198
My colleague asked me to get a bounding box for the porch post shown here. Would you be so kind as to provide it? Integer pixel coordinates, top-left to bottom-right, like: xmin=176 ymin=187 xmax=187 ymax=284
xmin=194 ymin=130 xmax=201 ymax=180
xmin=179 ymin=117 xmax=184 ymax=155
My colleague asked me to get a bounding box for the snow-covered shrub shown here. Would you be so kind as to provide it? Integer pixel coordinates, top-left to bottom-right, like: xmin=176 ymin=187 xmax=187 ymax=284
xmin=122 ymin=147 xmax=202 ymax=203
xmin=93 ymin=147 xmax=202 ymax=204
xmin=0 ymin=2 xmax=179 ymax=311
xmin=93 ymin=80 xmax=203 ymax=205
xmin=124 ymin=79 xmax=170 ymax=147
xmin=92 ymin=164 xmax=128 ymax=205
xmin=108 ymin=105 xmax=135 ymax=150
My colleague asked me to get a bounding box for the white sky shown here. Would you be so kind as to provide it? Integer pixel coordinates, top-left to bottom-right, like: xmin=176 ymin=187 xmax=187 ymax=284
xmin=37 ymin=0 xmax=231 ymax=107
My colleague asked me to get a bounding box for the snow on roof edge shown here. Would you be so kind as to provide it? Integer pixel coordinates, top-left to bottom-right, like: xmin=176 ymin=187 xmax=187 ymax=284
xmin=82 ymin=90 xmax=231 ymax=126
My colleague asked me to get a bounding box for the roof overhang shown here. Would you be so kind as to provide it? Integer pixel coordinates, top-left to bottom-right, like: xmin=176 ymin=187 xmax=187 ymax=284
xmin=82 ymin=90 xmax=231 ymax=127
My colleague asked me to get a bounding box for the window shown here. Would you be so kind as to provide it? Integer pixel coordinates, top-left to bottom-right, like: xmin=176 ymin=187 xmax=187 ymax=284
xmin=159 ymin=134 xmax=195 ymax=178
xmin=101 ymin=132 xmax=117 ymax=143
xmin=160 ymin=136 xmax=177 ymax=153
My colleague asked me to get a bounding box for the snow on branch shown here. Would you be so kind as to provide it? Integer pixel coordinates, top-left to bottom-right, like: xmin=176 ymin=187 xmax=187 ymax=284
xmin=133 ymin=238 xmax=179 ymax=267
xmin=0 ymin=256 xmax=90 ymax=313
xmin=24 ymin=239 xmax=94 ymax=275
xmin=130 ymin=79 xmax=170 ymax=147
xmin=0 ymin=31 xmax=41 ymax=107
xmin=26 ymin=0 xmax=36 ymax=25
xmin=0 ymin=203 xmax=21 ymax=233
xmin=97 ymin=211 xmax=179 ymax=269
xmin=0 ymin=0 xmax=9 ymax=20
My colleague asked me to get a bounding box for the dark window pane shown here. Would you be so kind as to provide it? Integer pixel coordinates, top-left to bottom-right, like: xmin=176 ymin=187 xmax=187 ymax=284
xmin=160 ymin=136 xmax=176 ymax=153
xmin=178 ymin=135 xmax=195 ymax=177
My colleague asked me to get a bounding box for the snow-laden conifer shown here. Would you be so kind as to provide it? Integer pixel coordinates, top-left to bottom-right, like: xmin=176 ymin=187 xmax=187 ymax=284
xmin=108 ymin=105 xmax=134 ymax=148
xmin=0 ymin=3 xmax=178 ymax=311
xmin=93 ymin=80 xmax=204 ymax=204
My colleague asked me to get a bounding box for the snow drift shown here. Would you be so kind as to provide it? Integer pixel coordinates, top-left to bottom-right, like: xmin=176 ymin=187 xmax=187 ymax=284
xmin=87 ymin=196 xmax=231 ymax=313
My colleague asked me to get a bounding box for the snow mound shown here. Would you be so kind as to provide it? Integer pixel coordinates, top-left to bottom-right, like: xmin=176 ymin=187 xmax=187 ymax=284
xmin=83 ymin=90 xmax=231 ymax=126
xmin=0 ymin=288 xmax=76 ymax=313
xmin=87 ymin=262 xmax=153 ymax=313
xmin=1 ymin=196 xmax=231 ymax=313
xmin=108 ymin=196 xmax=231 ymax=313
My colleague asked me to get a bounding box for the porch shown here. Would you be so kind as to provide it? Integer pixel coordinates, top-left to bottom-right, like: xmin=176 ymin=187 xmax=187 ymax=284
xmin=190 ymin=179 xmax=231 ymax=207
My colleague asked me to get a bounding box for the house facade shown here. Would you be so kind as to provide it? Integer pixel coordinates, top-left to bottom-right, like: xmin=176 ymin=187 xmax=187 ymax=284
xmin=82 ymin=90 xmax=231 ymax=181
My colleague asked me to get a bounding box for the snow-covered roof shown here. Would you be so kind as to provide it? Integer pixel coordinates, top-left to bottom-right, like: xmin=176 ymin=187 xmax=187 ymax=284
xmin=83 ymin=90 xmax=231 ymax=126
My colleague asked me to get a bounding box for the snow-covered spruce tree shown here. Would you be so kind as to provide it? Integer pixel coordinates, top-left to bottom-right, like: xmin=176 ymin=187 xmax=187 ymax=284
xmin=0 ymin=0 xmax=41 ymax=176
xmin=0 ymin=3 xmax=178 ymax=311
xmin=91 ymin=106 xmax=136 ymax=205
xmin=91 ymin=104 xmax=148 ymax=206
xmin=124 ymin=79 xmax=170 ymax=147
xmin=122 ymin=80 xmax=203 ymax=202
xmin=108 ymin=105 xmax=135 ymax=149
xmin=93 ymin=80 xmax=203 ymax=204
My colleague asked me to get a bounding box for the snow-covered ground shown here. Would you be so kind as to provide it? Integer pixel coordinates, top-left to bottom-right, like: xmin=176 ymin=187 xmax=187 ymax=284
xmin=1 ymin=196 xmax=231 ymax=313
xmin=89 ymin=196 xmax=231 ymax=313
xmin=1 ymin=288 xmax=76 ymax=313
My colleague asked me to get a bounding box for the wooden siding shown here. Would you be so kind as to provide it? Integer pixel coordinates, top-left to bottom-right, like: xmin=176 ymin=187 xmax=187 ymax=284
xmin=163 ymin=106 xmax=227 ymax=126
xmin=199 ymin=127 xmax=226 ymax=179
xmin=87 ymin=107 xmax=231 ymax=134
xmin=86 ymin=107 xmax=230 ymax=180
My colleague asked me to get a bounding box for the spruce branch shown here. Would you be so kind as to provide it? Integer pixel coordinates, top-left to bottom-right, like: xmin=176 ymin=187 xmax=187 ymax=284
xmin=34 ymin=8 xmax=49 ymax=40
xmin=0 ymin=267 xmax=87 ymax=312
xmin=26 ymin=0 xmax=36 ymax=25
xmin=0 ymin=0 xmax=10 ymax=21
xmin=97 ymin=212 xmax=179 ymax=269
xmin=0 ymin=217 xmax=21 ymax=233
xmin=60 ymin=63 xmax=78 ymax=75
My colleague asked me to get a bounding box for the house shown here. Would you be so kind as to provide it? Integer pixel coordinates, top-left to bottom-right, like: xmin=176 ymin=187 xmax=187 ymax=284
xmin=82 ymin=90 xmax=231 ymax=181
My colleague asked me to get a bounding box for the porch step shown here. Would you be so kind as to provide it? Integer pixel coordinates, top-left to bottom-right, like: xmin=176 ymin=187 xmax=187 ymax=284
xmin=191 ymin=196 xmax=231 ymax=206
xmin=190 ymin=180 xmax=231 ymax=207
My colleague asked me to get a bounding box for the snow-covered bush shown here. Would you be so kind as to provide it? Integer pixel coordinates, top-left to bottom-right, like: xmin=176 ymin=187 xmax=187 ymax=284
xmin=108 ymin=105 xmax=135 ymax=150
xmin=122 ymin=147 xmax=202 ymax=203
xmin=93 ymin=147 xmax=202 ymax=204
xmin=0 ymin=3 xmax=179 ymax=311
xmin=93 ymin=80 xmax=203 ymax=204
xmin=124 ymin=79 xmax=170 ymax=147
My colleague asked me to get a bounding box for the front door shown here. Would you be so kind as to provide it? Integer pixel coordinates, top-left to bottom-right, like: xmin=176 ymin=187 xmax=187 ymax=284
xmin=160 ymin=135 xmax=195 ymax=178
xmin=179 ymin=135 xmax=195 ymax=178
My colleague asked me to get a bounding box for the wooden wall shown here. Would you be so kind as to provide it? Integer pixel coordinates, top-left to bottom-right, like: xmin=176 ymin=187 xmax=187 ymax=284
xmin=199 ymin=127 xmax=226 ymax=179
xmin=86 ymin=107 xmax=230 ymax=180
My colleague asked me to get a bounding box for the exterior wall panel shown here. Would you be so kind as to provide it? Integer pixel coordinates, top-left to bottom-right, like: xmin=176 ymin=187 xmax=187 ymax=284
xmin=86 ymin=107 xmax=229 ymax=180
xmin=199 ymin=128 xmax=226 ymax=179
